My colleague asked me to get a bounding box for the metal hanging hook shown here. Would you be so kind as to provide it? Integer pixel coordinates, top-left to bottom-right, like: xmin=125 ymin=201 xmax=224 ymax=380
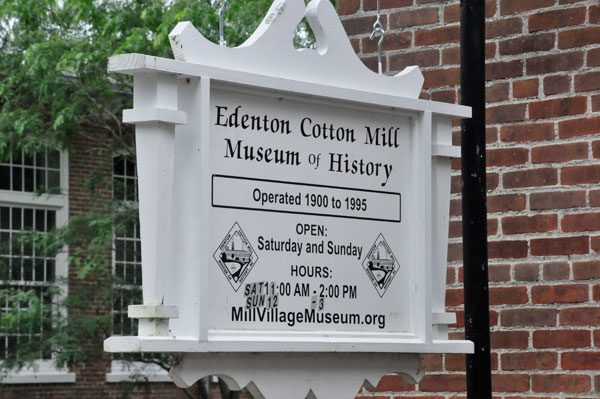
xmin=211 ymin=0 xmax=228 ymax=46
xmin=369 ymin=0 xmax=385 ymax=75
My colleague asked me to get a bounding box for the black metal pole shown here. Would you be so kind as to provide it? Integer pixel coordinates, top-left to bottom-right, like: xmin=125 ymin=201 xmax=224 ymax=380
xmin=460 ymin=1 xmax=491 ymax=399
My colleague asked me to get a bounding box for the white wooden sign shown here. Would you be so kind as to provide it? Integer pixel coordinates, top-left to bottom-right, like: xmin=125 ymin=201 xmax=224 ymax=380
xmin=104 ymin=0 xmax=473 ymax=397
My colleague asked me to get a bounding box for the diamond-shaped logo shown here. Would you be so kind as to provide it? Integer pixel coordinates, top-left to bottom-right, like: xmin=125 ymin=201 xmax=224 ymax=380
xmin=213 ymin=222 xmax=258 ymax=292
xmin=362 ymin=234 xmax=400 ymax=297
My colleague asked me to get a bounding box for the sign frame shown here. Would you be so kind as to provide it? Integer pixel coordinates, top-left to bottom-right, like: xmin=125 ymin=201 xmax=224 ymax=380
xmin=104 ymin=0 xmax=473 ymax=395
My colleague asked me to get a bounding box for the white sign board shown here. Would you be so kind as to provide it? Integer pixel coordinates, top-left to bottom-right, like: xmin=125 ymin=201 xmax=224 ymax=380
xmin=105 ymin=0 xmax=473 ymax=397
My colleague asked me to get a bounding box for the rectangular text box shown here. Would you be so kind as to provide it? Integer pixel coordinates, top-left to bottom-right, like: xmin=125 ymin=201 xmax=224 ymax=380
xmin=212 ymin=175 xmax=401 ymax=223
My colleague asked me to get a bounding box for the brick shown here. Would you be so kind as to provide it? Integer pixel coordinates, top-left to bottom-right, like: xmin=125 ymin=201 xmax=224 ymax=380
xmin=362 ymin=0 xmax=412 ymax=11
xmin=421 ymin=353 xmax=443 ymax=371
xmin=486 ymin=83 xmax=509 ymax=103
xmin=515 ymin=263 xmax=540 ymax=281
xmin=486 ymin=42 xmax=496 ymax=59
xmin=445 ymin=353 xmax=465 ymax=371
xmin=529 ymin=7 xmax=586 ymax=32
xmin=592 ymin=5 xmax=600 ymax=22
xmin=573 ymin=261 xmax=600 ymax=280
xmin=532 ymin=142 xmax=588 ymax=163
xmin=559 ymin=116 xmax=600 ymax=138
xmin=444 ymin=4 xmax=459 ymax=23
xmin=533 ymin=329 xmax=591 ymax=348
xmin=562 ymin=213 xmax=600 ymax=232
xmin=532 ymin=374 xmax=591 ymax=393
xmin=501 ymin=352 xmax=557 ymax=371
xmin=530 ymin=191 xmax=586 ymax=210
xmin=562 ymin=165 xmax=600 ymax=185
xmin=595 ymin=140 xmax=600 ymax=158
xmin=513 ymin=79 xmax=538 ymax=99
xmin=363 ymin=32 xmax=412 ymax=54
xmin=594 ymin=235 xmax=600 ymax=252
xmin=562 ymin=352 xmax=600 ymax=370
xmin=532 ymin=284 xmax=589 ymax=304
xmin=488 ymin=194 xmax=526 ymax=213
xmin=486 ymin=18 xmax=523 ymax=39
xmin=446 ymin=288 xmax=463 ymax=307
xmin=574 ymin=71 xmax=600 ymax=92
xmin=527 ymin=52 xmax=584 ymax=74
xmin=486 ymin=127 xmax=498 ymax=144
xmin=499 ymin=34 xmax=554 ymax=55
xmin=544 ymin=75 xmax=570 ymax=96
xmin=337 ymin=0 xmax=360 ymax=15
xmin=430 ymin=89 xmax=456 ymax=104
xmin=486 ymin=60 xmax=523 ymax=80
xmin=390 ymin=8 xmax=439 ymax=29
xmin=490 ymin=287 xmax=528 ymax=305
xmin=487 ymin=147 xmax=528 ymax=167
xmin=531 ymin=236 xmax=588 ymax=256
xmin=488 ymin=240 xmax=529 ymax=259
xmin=442 ymin=47 xmax=460 ymax=65
xmin=501 ymin=0 xmax=554 ymax=15
xmin=450 ymin=198 xmax=462 ymax=216
xmin=590 ymin=48 xmax=600 ymax=67
xmin=487 ymin=104 xmax=526 ymax=124
xmin=448 ymin=242 xmax=462 ymax=261
xmin=489 ymin=264 xmax=511 ymax=282
xmin=422 ymin=68 xmax=460 ymax=89
xmin=419 ymin=374 xmax=466 ymax=392
xmin=492 ymin=374 xmax=530 ymax=392
xmin=543 ymin=262 xmax=570 ymax=280
xmin=560 ymin=307 xmax=600 ymax=326
xmin=491 ymin=331 xmax=529 ymax=349
xmin=559 ymin=27 xmax=600 ymax=49
xmin=368 ymin=374 xmax=415 ymax=392
xmin=591 ymin=190 xmax=600 ymax=207
xmin=388 ymin=49 xmax=438 ymax=70
xmin=500 ymin=123 xmax=554 ymax=142
xmin=502 ymin=215 xmax=557 ymax=234
xmin=594 ymin=95 xmax=600 ymax=112
xmin=503 ymin=168 xmax=557 ymax=189
xmin=595 ymin=284 xmax=600 ymax=301
xmin=415 ymin=26 xmax=460 ymax=46
xmin=529 ymin=97 xmax=587 ymax=120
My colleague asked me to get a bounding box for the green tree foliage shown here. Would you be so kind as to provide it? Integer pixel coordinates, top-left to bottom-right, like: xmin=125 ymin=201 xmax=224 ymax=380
xmin=0 ymin=0 xmax=335 ymax=396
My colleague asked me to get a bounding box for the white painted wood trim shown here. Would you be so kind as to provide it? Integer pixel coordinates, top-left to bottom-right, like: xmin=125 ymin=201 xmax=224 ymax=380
xmin=0 ymin=361 xmax=75 ymax=384
xmin=123 ymin=108 xmax=187 ymax=125
xmin=432 ymin=312 xmax=457 ymax=325
xmin=432 ymin=144 xmax=461 ymax=158
xmin=104 ymin=335 xmax=473 ymax=354
xmin=106 ymin=360 xmax=171 ymax=383
xmin=108 ymin=54 xmax=471 ymax=119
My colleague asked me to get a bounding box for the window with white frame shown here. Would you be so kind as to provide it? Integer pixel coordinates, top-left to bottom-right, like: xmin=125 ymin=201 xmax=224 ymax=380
xmin=108 ymin=154 xmax=169 ymax=382
xmin=0 ymin=148 xmax=74 ymax=384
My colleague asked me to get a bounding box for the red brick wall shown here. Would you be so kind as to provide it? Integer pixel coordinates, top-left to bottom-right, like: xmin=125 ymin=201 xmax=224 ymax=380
xmin=340 ymin=0 xmax=600 ymax=398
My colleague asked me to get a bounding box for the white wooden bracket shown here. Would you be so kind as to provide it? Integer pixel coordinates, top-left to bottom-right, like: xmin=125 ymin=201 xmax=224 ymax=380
xmin=125 ymin=71 xmax=186 ymax=336
xmin=169 ymin=353 xmax=424 ymax=399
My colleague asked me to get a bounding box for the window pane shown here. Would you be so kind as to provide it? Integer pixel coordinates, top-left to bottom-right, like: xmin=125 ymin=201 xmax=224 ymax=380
xmin=0 ymin=166 xmax=10 ymax=190
xmin=47 ymin=150 xmax=60 ymax=169
xmin=0 ymin=207 xmax=9 ymax=230
xmin=24 ymin=153 xmax=34 ymax=167
xmin=23 ymin=209 xmax=33 ymax=231
xmin=12 ymin=167 xmax=22 ymax=191
xmin=47 ymin=171 xmax=60 ymax=191
xmin=35 ymin=169 xmax=45 ymax=191
xmin=24 ymin=168 xmax=34 ymax=192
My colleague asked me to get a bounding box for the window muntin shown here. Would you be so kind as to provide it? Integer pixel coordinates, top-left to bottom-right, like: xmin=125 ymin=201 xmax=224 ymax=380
xmin=0 ymin=149 xmax=61 ymax=193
